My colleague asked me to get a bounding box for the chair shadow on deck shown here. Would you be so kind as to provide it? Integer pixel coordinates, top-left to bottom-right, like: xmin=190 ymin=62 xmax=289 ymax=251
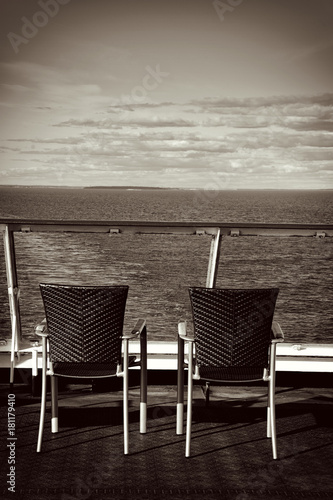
xmin=1 ymin=381 xmax=333 ymax=500
xmin=179 ymin=387 xmax=333 ymax=461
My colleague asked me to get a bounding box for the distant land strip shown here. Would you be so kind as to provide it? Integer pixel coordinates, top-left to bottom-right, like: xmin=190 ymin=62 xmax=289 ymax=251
xmin=84 ymin=186 xmax=172 ymax=189
xmin=84 ymin=186 xmax=317 ymax=190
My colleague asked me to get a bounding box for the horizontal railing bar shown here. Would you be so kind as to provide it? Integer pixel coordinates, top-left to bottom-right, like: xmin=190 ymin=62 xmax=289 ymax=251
xmin=0 ymin=224 xmax=219 ymax=236
xmin=1 ymin=219 xmax=332 ymax=236
xmin=1 ymin=341 xmax=333 ymax=373
xmin=1 ymin=340 xmax=332 ymax=356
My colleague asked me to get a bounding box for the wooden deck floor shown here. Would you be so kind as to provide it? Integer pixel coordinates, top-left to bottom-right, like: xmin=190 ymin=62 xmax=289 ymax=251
xmin=0 ymin=381 xmax=332 ymax=500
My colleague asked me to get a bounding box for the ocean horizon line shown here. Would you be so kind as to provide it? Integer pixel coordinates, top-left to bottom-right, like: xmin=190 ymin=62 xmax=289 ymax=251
xmin=0 ymin=185 xmax=332 ymax=191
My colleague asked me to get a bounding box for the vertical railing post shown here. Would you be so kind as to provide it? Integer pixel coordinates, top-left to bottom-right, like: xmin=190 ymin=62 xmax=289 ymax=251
xmin=206 ymin=229 xmax=222 ymax=288
xmin=3 ymin=225 xmax=21 ymax=385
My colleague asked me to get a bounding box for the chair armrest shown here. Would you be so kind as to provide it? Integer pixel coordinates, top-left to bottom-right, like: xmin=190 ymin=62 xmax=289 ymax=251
xmin=271 ymin=321 xmax=284 ymax=343
xmin=35 ymin=318 xmax=48 ymax=338
xmin=132 ymin=319 xmax=146 ymax=335
xmin=178 ymin=320 xmax=194 ymax=342
xmin=123 ymin=319 xmax=146 ymax=339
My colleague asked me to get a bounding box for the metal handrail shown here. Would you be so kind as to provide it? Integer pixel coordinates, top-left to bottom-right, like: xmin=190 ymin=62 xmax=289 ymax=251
xmin=1 ymin=218 xmax=333 ymax=234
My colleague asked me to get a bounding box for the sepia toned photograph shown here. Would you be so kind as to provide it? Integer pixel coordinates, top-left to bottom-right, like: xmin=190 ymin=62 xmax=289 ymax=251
xmin=0 ymin=1 xmax=332 ymax=499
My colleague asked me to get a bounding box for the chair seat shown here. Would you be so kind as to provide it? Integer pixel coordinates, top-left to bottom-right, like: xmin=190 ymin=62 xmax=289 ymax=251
xmin=53 ymin=356 xmax=137 ymax=378
xmin=198 ymin=365 xmax=265 ymax=382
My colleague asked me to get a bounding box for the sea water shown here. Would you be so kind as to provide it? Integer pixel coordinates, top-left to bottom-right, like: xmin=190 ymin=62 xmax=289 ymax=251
xmin=0 ymin=187 xmax=332 ymax=343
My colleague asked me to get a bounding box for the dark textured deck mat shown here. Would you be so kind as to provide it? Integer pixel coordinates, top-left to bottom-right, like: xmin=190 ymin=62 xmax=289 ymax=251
xmin=1 ymin=385 xmax=333 ymax=500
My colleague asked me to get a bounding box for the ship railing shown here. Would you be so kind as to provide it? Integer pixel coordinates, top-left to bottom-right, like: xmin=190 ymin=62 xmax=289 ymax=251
xmin=1 ymin=219 xmax=333 ymax=384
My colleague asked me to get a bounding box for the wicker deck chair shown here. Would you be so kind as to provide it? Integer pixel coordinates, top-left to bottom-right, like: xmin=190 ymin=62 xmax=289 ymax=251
xmin=35 ymin=284 xmax=147 ymax=455
xmin=177 ymin=287 xmax=284 ymax=459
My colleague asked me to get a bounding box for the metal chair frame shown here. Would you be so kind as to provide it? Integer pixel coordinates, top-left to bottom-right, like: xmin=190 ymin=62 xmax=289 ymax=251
xmin=35 ymin=284 xmax=147 ymax=455
xmin=177 ymin=287 xmax=284 ymax=459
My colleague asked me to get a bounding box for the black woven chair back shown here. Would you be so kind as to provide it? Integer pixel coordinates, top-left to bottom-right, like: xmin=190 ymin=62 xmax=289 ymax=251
xmin=189 ymin=287 xmax=279 ymax=378
xmin=40 ymin=284 xmax=128 ymax=365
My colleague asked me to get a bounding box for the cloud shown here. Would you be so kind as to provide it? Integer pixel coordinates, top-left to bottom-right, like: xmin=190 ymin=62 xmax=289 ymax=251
xmin=107 ymin=101 xmax=176 ymax=113
xmin=2 ymin=90 xmax=332 ymax=189
xmin=286 ymin=120 xmax=333 ymax=132
xmin=191 ymin=93 xmax=333 ymax=110
xmin=55 ymin=117 xmax=196 ymax=128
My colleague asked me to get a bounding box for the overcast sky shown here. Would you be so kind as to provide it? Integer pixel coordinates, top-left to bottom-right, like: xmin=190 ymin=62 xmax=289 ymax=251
xmin=1 ymin=0 xmax=333 ymax=189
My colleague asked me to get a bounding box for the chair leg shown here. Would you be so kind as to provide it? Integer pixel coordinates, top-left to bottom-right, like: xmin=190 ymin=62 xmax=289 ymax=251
xmin=37 ymin=338 xmax=47 ymax=453
xmin=123 ymin=340 xmax=129 ymax=455
xmin=204 ymin=381 xmax=210 ymax=407
xmin=51 ymin=376 xmax=58 ymax=433
xmin=177 ymin=402 xmax=184 ymax=435
xmin=185 ymin=342 xmax=194 ymax=457
xmin=269 ymin=378 xmax=277 ymax=459
xmin=31 ymin=349 xmax=39 ymax=397
xmin=268 ymin=343 xmax=278 ymax=459
xmin=177 ymin=336 xmax=184 ymax=435
xmin=140 ymin=401 xmax=147 ymax=434
xmin=267 ymin=405 xmax=271 ymax=438
xmin=140 ymin=326 xmax=147 ymax=434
